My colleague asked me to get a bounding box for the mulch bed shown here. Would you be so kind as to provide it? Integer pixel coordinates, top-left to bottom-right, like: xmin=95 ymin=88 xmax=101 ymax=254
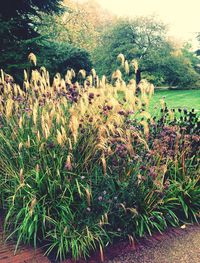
xmin=0 ymin=215 xmax=50 ymax=263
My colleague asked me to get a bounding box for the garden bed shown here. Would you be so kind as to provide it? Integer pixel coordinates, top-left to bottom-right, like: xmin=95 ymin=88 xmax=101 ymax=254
xmin=0 ymin=58 xmax=199 ymax=262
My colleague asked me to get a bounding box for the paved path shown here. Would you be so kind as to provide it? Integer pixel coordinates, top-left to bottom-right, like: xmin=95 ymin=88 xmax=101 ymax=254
xmin=107 ymin=225 xmax=200 ymax=263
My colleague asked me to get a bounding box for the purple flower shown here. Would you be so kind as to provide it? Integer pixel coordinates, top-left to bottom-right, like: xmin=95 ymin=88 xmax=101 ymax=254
xmin=140 ymin=165 xmax=146 ymax=171
xmin=164 ymin=180 xmax=170 ymax=190
xmin=118 ymin=110 xmax=126 ymax=116
xmin=149 ymin=166 xmax=158 ymax=179
xmin=89 ymin=93 xmax=94 ymax=99
xmin=130 ymin=126 xmax=136 ymax=131
xmin=98 ymin=196 xmax=103 ymax=201
xmin=103 ymin=106 xmax=107 ymax=111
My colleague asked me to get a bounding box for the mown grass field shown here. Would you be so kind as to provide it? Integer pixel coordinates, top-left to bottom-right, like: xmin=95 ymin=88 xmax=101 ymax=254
xmin=151 ymin=89 xmax=200 ymax=111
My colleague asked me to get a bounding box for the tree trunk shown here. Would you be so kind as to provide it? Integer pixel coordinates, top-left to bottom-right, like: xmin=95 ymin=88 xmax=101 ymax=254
xmin=136 ymin=69 xmax=141 ymax=85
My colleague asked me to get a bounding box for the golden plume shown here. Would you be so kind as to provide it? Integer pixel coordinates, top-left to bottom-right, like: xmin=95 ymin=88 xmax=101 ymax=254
xmin=28 ymin=53 xmax=37 ymax=66
xmin=117 ymin=53 xmax=125 ymax=67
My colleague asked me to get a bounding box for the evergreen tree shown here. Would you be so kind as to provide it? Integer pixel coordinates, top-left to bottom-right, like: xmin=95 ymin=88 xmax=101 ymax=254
xmin=0 ymin=0 xmax=64 ymax=81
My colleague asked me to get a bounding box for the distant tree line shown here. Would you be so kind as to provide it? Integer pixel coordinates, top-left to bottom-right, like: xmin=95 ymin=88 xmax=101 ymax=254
xmin=0 ymin=0 xmax=200 ymax=88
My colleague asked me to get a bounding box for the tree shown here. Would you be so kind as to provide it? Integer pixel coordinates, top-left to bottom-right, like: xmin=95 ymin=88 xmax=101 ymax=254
xmin=38 ymin=0 xmax=116 ymax=52
xmin=93 ymin=17 xmax=200 ymax=88
xmin=93 ymin=17 xmax=167 ymax=82
xmin=34 ymin=40 xmax=92 ymax=77
xmin=0 ymin=0 xmax=63 ymax=36
xmin=0 ymin=0 xmax=64 ymax=81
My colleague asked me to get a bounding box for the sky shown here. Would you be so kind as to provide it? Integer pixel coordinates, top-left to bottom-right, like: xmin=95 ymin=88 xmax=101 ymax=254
xmin=79 ymin=0 xmax=200 ymax=49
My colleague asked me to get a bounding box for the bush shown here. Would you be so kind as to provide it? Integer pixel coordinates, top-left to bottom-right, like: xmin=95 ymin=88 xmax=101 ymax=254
xmin=0 ymin=57 xmax=199 ymax=261
xmin=1 ymin=39 xmax=92 ymax=84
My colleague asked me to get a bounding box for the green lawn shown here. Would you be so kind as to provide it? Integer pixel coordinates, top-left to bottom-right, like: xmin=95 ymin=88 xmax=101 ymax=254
xmin=151 ymin=89 xmax=200 ymax=111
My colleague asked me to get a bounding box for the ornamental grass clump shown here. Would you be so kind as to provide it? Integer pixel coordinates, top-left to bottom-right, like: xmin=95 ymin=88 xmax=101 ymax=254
xmin=0 ymin=54 xmax=199 ymax=261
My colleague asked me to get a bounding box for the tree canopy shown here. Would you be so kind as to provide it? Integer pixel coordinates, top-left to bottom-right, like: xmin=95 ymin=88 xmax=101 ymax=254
xmin=0 ymin=0 xmax=199 ymax=88
xmin=0 ymin=0 xmax=64 ymax=40
xmin=0 ymin=0 xmax=93 ymax=82
xmin=93 ymin=17 xmax=200 ymax=87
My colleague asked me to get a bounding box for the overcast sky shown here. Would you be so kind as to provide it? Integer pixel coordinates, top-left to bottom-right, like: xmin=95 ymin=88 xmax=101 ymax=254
xmin=79 ymin=0 xmax=200 ymax=49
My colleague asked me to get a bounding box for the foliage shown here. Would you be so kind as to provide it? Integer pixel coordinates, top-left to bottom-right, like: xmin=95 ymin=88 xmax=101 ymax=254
xmin=196 ymin=33 xmax=200 ymax=56
xmin=0 ymin=0 xmax=114 ymax=84
xmin=1 ymin=0 xmax=199 ymax=89
xmin=30 ymin=39 xmax=92 ymax=79
xmin=0 ymin=55 xmax=199 ymax=261
xmin=38 ymin=0 xmax=115 ymax=52
xmin=0 ymin=0 xmax=64 ymax=82
xmin=0 ymin=0 xmax=63 ymax=39
xmin=93 ymin=17 xmax=200 ymax=87
xmin=0 ymin=37 xmax=92 ymax=84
